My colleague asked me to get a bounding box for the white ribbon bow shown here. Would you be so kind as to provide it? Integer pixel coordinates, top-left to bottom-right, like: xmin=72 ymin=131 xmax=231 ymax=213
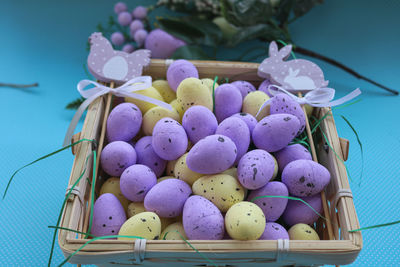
xmin=256 ymin=85 xmax=361 ymax=117
xmin=63 ymin=76 xmax=173 ymax=146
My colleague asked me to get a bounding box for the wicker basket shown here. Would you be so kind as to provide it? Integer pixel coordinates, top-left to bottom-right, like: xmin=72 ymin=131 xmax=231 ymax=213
xmin=59 ymin=59 xmax=362 ymax=267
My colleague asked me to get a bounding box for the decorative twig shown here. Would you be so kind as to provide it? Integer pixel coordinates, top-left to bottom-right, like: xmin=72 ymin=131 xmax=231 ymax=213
xmin=0 ymin=82 xmax=39 ymax=89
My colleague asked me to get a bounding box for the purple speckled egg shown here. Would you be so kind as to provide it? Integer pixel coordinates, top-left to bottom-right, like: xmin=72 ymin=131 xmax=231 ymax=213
xmin=216 ymin=117 xmax=250 ymax=164
xmin=182 ymin=106 xmax=218 ymax=144
xmin=214 ymin=84 xmax=242 ymax=122
xmin=183 ymin=195 xmax=225 ymax=240
xmin=152 ymin=118 xmax=188 ymax=160
xmin=252 ymin=114 xmax=300 ymax=152
xmin=259 ymin=222 xmax=289 ymax=240
xmin=270 ymin=93 xmax=306 ymax=135
xmin=237 ymin=149 xmax=275 ymax=190
xmin=231 ymin=80 xmax=256 ymax=99
xmin=144 ymin=178 xmax=192 ymax=218
xmin=258 ymin=79 xmax=273 ymax=97
xmin=101 ymin=141 xmax=137 ymax=176
xmin=231 ymin=112 xmax=257 ymax=135
xmin=283 ymin=195 xmax=322 ymax=226
xmin=91 ymin=193 xmax=127 ymax=237
xmin=167 ymin=60 xmax=199 ymax=91
xmin=282 ymin=159 xmax=331 ymax=197
xmin=135 ymin=136 xmax=166 ymax=177
xmin=274 ymin=144 xmax=312 ymax=173
xmin=186 ymin=134 xmax=237 ymax=174
xmin=247 ymin=181 xmax=288 ymax=221
xmin=120 ymin=164 xmax=157 ymax=202
xmin=145 ymin=29 xmax=186 ymax=59
xmin=107 ymin=103 xmax=142 ymax=142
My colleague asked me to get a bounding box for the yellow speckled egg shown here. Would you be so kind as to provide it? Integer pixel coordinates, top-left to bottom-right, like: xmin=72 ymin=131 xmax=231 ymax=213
xmin=125 ymin=86 xmax=164 ymax=114
xmin=242 ymin=91 xmax=270 ymax=121
xmin=177 ymin=78 xmax=213 ymax=113
xmin=160 ymin=216 xmax=178 ymax=232
xmin=201 ymin=78 xmax=219 ymax=94
xmin=288 ymin=223 xmax=320 ymax=240
xmin=142 ymin=106 xmax=180 ymax=135
xmin=174 ymin=153 xmax=203 ymax=186
xmin=127 ymin=202 xmax=146 ymax=218
xmin=192 ymin=174 xmax=245 ymax=212
xmin=166 ymin=160 xmax=177 ymax=177
xmin=272 ymin=155 xmax=278 ymax=180
xmin=152 ymin=80 xmax=176 ymax=103
xmin=225 ymin=201 xmax=266 ymax=240
xmin=169 ymin=99 xmax=184 ymax=122
xmin=161 ymin=222 xmax=187 ymax=240
xmin=100 ymin=177 xmax=130 ymax=213
xmin=304 ymin=104 xmax=313 ymax=117
xmin=157 ymin=176 xmax=175 ymax=183
xmin=118 ymin=212 xmax=161 ymax=240
xmin=222 ymin=167 xmax=237 ymax=179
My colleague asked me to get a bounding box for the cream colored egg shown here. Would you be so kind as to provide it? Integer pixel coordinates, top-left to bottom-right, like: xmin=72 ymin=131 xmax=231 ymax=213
xmin=142 ymin=106 xmax=180 ymax=135
xmin=161 ymin=222 xmax=187 ymax=240
xmin=125 ymin=86 xmax=164 ymax=114
xmin=157 ymin=176 xmax=175 ymax=183
xmin=201 ymin=78 xmax=219 ymax=94
xmin=271 ymin=155 xmax=278 ymax=180
xmin=127 ymin=202 xmax=146 ymax=218
xmin=242 ymin=91 xmax=270 ymax=121
xmin=222 ymin=167 xmax=237 ymax=179
xmin=174 ymin=153 xmax=203 ymax=186
xmin=100 ymin=177 xmax=130 ymax=213
xmin=225 ymin=201 xmax=266 ymax=240
xmin=152 ymin=80 xmax=176 ymax=103
xmin=288 ymin=223 xmax=320 ymax=240
xmin=166 ymin=160 xmax=177 ymax=177
xmin=192 ymin=174 xmax=245 ymax=212
xmin=177 ymin=78 xmax=213 ymax=113
xmin=169 ymin=99 xmax=184 ymax=122
xmin=118 ymin=212 xmax=161 ymax=240
xmin=160 ymin=216 xmax=179 ymax=232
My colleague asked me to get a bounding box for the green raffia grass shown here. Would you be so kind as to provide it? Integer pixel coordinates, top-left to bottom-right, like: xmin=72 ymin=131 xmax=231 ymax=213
xmin=349 ymin=220 xmax=400 ymax=232
xmin=277 ymin=39 xmax=296 ymax=59
xmin=212 ymin=76 xmax=218 ymax=113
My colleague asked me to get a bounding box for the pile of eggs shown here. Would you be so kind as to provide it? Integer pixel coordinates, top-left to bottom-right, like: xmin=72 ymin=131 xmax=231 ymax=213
xmin=92 ymin=60 xmax=331 ymax=241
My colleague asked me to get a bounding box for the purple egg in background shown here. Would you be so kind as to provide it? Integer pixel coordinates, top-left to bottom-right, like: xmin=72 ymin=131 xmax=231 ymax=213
xmin=182 ymin=105 xmax=218 ymax=144
xmin=258 ymin=79 xmax=274 ymax=97
xmin=231 ymin=112 xmax=257 ymax=135
xmin=101 ymin=141 xmax=137 ymax=177
xmin=259 ymin=222 xmax=289 ymax=240
xmin=130 ymin=20 xmax=144 ymax=34
xmin=135 ymin=136 xmax=166 ymax=177
xmin=118 ymin=11 xmax=132 ymax=26
xmin=120 ymin=164 xmax=157 ymax=202
xmin=132 ymin=6 xmax=147 ymax=19
xmin=111 ymin=32 xmax=125 ymax=46
xmin=134 ymin=29 xmax=148 ymax=47
xmin=145 ymin=29 xmax=186 ymax=59
xmin=214 ymin=84 xmax=242 ymax=122
xmin=274 ymin=144 xmax=312 ymax=173
xmin=231 ymin=80 xmax=256 ymax=99
xmin=167 ymin=60 xmax=199 ymax=91
xmin=114 ymin=2 xmax=127 ymax=14
xmin=106 ymin=103 xmax=142 ymax=142
xmin=283 ymin=194 xmax=322 ymax=226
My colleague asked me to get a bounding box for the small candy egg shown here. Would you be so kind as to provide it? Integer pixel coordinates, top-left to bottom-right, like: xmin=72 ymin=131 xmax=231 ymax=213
xmin=274 ymin=144 xmax=312 ymax=173
xmin=135 ymin=136 xmax=166 ymax=177
xmin=237 ymin=149 xmax=275 ymax=190
xmin=160 ymin=217 xmax=178 ymax=232
xmin=282 ymin=159 xmax=331 ymax=197
xmin=101 ymin=141 xmax=137 ymax=177
xmin=161 ymin=222 xmax=187 ymax=240
xmin=91 ymin=193 xmax=127 ymax=237
xmin=225 ymin=201 xmax=266 ymax=240
xmin=177 ymin=78 xmax=213 ymax=113
xmin=174 ymin=153 xmax=203 ymax=186
xmin=144 ymin=178 xmax=192 ymax=217
xmin=157 ymin=176 xmax=175 ymax=183
xmin=142 ymin=106 xmax=180 ymax=136
xmin=231 ymin=112 xmax=257 ymax=135
xmin=186 ymin=134 xmax=237 ymax=174
xmin=152 ymin=79 xmax=176 ymax=103
xmin=167 ymin=60 xmax=199 ymax=91
xmin=242 ymin=91 xmax=270 ymax=121
xmin=169 ymin=99 xmax=184 ymax=122
xmin=127 ymin=202 xmax=146 ymax=218
xmin=125 ymin=86 xmax=165 ymax=114
xmin=258 ymin=79 xmax=274 ymax=97
xmin=201 ymin=78 xmax=218 ymax=94
xmin=283 ymin=194 xmax=322 ymax=226
xmin=252 ymin=114 xmax=300 ymax=152
xmin=100 ymin=177 xmax=130 ymax=213
xmin=166 ymin=160 xmax=177 ymax=176
xmin=182 ymin=105 xmax=218 ymax=144
xmin=259 ymin=222 xmax=289 ymax=240
xmin=118 ymin=212 xmax=161 ymax=240
xmin=231 ymin=80 xmax=256 ymax=99
xmin=120 ymin=164 xmax=157 ymax=202
xmin=288 ymin=223 xmax=320 ymax=240
xmin=152 ymin=118 xmax=188 ymax=160
xmin=214 ymin=84 xmax=242 ymax=122
xmin=222 ymin=167 xmax=237 ymax=179
xmin=106 ymin=103 xmax=142 ymax=142
xmin=183 ymin=195 xmax=225 ymax=240
xmin=247 ymin=181 xmax=288 ymax=221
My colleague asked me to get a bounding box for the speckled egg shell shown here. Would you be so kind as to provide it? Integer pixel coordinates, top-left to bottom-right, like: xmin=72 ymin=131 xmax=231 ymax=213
xmin=214 ymin=84 xmax=242 ymax=122
xmin=237 ymin=149 xmax=275 ymax=190
xmin=183 ymin=195 xmax=225 ymax=240
xmin=282 ymin=159 xmax=331 ymax=197
xmin=274 ymin=144 xmax=312 ymax=173
xmin=142 ymin=106 xmax=180 ymax=136
xmin=118 ymin=212 xmax=161 ymax=240
xmin=182 ymin=105 xmax=218 ymax=144
xmin=166 ymin=159 xmax=177 ymax=176
xmin=106 ymin=103 xmax=142 ymax=142
xmin=135 ymin=136 xmax=166 ymax=177
xmin=283 ymin=194 xmax=322 ymax=226
xmin=125 ymin=86 xmax=164 ymax=114
xmin=127 ymin=202 xmax=146 ymax=218
xmin=101 ymin=141 xmax=137 ymax=176
xmin=144 ymin=178 xmax=192 ymax=217
xmin=252 ymin=114 xmax=300 ymax=152
xmin=152 ymin=117 xmax=188 ymax=160
xmin=169 ymin=99 xmax=184 ymax=122
xmin=216 ymin=117 xmax=250 ymax=164
xmin=259 ymin=222 xmax=289 ymax=240
xmin=270 ymin=93 xmax=306 ymax=135
xmin=152 ymin=79 xmax=176 ymax=103
xmin=120 ymin=164 xmax=157 ymax=202
xmin=242 ymin=91 xmax=270 ymax=121
xmin=231 ymin=112 xmax=257 ymax=135
xmin=186 ymin=134 xmax=237 ymax=174
xmin=201 ymin=78 xmax=218 ymax=94
xmin=91 ymin=193 xmax=127 ymax=237
xmin=258 ymin=79 xmax=274 ymax=97
xmin=177 ymin=78 xmax=213 ymax=113
xmin=247 ymin=181 xmax=289 ymax=222
xmin=100 ymin=177 xmax=130 ymax=213
xmin=174 ymin=153 xmax=203 ymax=186
xmin=167 ymin=60 xmax=199 ymax=91
xmin=288 ymin=223 xmax=320 ymax=240
xmin=231 ymin=80 xmax=256 ymax=99
xmin=161 ymin=222 xmax=187 ymax=240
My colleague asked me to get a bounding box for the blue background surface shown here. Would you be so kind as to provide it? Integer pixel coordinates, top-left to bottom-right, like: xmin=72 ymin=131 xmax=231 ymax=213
xmin=1 ymin=0 xmax=399 ymax=266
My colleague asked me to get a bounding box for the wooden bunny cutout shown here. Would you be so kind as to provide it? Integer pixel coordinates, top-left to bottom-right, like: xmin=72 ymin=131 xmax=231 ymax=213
xmin=258 ymin=41 xmax=329 ymax=91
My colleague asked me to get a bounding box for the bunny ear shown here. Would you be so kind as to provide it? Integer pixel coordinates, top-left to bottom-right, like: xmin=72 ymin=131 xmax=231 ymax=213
xmin=278 ymin=44 xmax=292 ymax=60
xmin=268 ymin=41 xmax=279 ymax=57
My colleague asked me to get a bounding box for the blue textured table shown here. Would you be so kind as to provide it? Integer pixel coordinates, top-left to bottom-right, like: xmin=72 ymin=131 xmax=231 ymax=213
xmin=1 ymin=0 xmax=399 ymax=266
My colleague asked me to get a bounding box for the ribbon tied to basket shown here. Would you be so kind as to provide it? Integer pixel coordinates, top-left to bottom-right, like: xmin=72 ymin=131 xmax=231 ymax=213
xmin=63 ymin=76 xmax=173 ymax=147
xmin=256 ymin=85 xmax=362 ymax=117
